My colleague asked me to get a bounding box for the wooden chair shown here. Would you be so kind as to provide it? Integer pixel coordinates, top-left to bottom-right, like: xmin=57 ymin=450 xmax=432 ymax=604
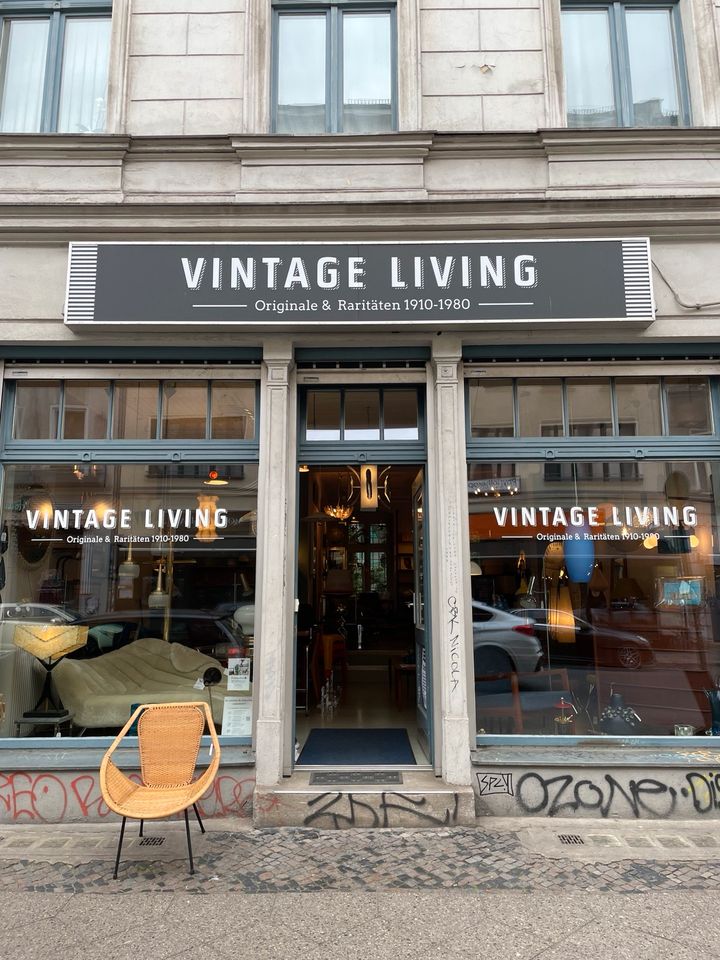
xmin=100 ymin=701 xmax=221 ymax=878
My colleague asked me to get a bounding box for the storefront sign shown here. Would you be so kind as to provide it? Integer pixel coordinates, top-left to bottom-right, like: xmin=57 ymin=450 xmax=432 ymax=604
xmin=64 ymin=239 xmax=654 ymax=327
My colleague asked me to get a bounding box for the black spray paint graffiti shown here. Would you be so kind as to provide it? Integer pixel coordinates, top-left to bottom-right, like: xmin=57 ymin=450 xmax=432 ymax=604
xmin=447 ymin=596 xmax=461 ymax=693
xmin=477 ymin=772 xmax=514 ymax=797
xmin=516 ymin=772 xmax=678 ymax=819
xmin=303 ymin=791 xmax=460 ymax=829
xmin=512 ymin=770 xmax=720 ymax=818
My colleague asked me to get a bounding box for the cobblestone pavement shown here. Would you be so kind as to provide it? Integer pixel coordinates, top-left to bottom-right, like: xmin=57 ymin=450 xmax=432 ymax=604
xmin=2 ymin=818 xmax=720 ymax=895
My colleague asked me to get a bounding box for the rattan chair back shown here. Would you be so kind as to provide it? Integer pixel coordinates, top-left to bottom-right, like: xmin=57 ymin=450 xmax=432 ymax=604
xmin=137 ymin=703 xmax=206 ymax=788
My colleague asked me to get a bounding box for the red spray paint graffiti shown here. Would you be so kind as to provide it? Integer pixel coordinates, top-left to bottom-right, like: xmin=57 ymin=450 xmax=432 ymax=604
xmin=0 ymin=770 xmax=256 ymax=822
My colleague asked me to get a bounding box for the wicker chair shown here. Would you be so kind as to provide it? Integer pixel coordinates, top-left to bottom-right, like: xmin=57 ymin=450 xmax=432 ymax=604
xmin=100 ymin=701 xmax=221 ymax=878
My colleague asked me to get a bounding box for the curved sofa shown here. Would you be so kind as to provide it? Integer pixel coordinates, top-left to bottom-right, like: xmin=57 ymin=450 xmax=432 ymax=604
xmin=53 ymin=636 xmax=243 ymax=731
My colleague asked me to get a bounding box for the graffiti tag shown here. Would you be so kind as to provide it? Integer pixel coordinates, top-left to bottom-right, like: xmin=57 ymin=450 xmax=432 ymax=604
xmin=303 ymin=791 xmax=460 ymax=829
xmin=477 ymin=772 xmax=514 ymax=797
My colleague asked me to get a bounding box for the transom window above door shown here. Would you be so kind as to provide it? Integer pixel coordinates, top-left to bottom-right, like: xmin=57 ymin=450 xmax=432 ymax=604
xmin=305 ymin=389 xmax=418 ymax=441
xmin=272 ymin=1 xmax=396 ymax=134
xmin=0 ymin=0 xmax=112 ymax=133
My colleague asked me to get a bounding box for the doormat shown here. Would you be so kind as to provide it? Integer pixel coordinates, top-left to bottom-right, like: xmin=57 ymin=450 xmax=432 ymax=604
xmin=297 ymin=728 xmax=417 ymax=765
xmin=309 ymin=771 xmax=403 ymax=785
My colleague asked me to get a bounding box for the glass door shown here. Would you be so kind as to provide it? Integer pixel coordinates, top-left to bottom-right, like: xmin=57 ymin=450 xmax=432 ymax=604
xmin=412 ymin=468 xmax=432 ymax=760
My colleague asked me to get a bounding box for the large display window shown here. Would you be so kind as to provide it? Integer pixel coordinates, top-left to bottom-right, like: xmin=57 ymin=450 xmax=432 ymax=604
xmin=468 ymin=459 xmax=720 ymax=738
xmin=0 ymin=462 xmax=258 ymax=739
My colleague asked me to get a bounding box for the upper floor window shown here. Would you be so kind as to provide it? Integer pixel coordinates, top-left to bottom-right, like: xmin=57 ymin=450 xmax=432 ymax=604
xmin=561 ymin=2 xmax=690 ymax=128
xmin=272 ymin=1 xmax=396 ymax=134
xmin=0 ymin=0 xmax=111 ymax=133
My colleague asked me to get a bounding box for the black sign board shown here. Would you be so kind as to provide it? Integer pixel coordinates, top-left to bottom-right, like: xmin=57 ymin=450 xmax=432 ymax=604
xmin=65 ymin=239 xmax=653 ymax=327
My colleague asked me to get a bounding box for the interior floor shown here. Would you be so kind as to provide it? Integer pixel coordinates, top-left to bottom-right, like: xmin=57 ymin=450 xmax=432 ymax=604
xmin=295 ymin=669 xmax=429 ymax=766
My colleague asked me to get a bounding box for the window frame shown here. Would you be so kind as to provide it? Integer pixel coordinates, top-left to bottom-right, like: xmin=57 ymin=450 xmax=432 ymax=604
xmin=271 ymin=0 xmax=398 ymax=135
xmin=0 ymin=0 xmax=112 ymax=134
xmin=561 ymin=0 xmax=692 ymax=128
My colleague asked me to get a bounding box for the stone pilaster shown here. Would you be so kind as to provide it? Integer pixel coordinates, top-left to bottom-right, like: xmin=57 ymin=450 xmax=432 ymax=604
xmin=427 ymin=337 xmax=472 ymax=786
xmin=254 ymin=340 xmax=295 ymax=787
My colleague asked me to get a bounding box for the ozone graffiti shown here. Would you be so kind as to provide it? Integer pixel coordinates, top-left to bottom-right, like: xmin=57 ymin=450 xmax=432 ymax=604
xmin=0 ymin=771 xmax=256 ymax=822
xmin=510 ymin=770 xmax=720 ymax=819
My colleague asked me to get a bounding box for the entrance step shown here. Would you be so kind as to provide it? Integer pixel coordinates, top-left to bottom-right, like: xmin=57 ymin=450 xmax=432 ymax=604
xmin=254 ymin=770 xmax=476 ymax=828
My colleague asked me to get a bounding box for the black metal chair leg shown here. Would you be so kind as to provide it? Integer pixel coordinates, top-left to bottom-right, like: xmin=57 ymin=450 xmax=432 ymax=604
xmin=113 ymin=816 xmax=126 ymax=879
xmin=192 ymin=803 xmax=205 ymax=834
xmin=184 ymin=808 xmax=195 ymax=874
xmin=139 ymin=819 xmax=144 ymax=837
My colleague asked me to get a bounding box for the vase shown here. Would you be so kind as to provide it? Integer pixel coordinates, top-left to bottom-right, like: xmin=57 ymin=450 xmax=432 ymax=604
xmin=704 ymin=689 xmax=720 ymax=735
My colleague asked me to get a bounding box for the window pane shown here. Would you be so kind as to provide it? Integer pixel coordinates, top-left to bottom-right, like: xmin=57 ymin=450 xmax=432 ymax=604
xmin=665 ymin=377 xmax=713 ymax=435
xmin=211 ymin=382 xmax=255 ymax=440
xmin=616 ymin=378 xmax=662 ymax=436
xmin=112 ymin=381 xmax=159 ymax=440
xmin=567 ymin=378 xmax=612 ymax=437
xmin=626 ymin=9 xmax=680 ymax=126
xmin=0 ymin=18 xmax=49 ymax=133
xmin=161 ymin=382 xmax=208 ymax=439
xmin=306 ymin=391 xmax=340 ymax=440
xmin=345 ymin=390 xmax=380 ymax=440
xmin=0 ymin=461 xmax=258 ymax=738
xmin=342 ymin=12 xmax=392 ymax=133
xmin=57 ymin=16 xmax=111 ymax=133
xmin=517 ymin=380 xmax=564 ymax=437
xmin=468 ymin=459 xmax=720 ymax=739
xmin=62 ymin=381 xmax=110 ymax=439
xmin=562 ymin=10 xmax=618 ymax=127
xmin=13 ymin=382 xmax=60 ymax=439
xmin=469 ymin=380 xmax=514 ymax=438
xmin=276 ymin=14 xmax=326 ymax=134
xmin=384 ymin=390 xmax=418 ymax=440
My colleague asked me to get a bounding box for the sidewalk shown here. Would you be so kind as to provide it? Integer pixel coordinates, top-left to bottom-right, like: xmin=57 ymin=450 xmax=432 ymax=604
xmin=2 ymin=817 xmax=719 ymax=959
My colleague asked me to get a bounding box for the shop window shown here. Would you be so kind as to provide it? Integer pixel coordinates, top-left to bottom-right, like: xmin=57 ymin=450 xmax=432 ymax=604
xmin=211 ymin=382 xmax=255 ymax=440
xmin=0 ymin=461 xmax=258 ymax=740
xmin=468 ymin=459 xmax=720 ymax=739
xmin=561 ymin=2 xmax=690 ymax=128
xmin=0 ymin=1 xmax=112 ymax=133
xmin=273 ymin=2 xmax=396 ymax=134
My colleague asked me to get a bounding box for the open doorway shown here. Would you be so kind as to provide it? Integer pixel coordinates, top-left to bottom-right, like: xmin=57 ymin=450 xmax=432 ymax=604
xmin=294 ymin=463 xmax=431 ymax=766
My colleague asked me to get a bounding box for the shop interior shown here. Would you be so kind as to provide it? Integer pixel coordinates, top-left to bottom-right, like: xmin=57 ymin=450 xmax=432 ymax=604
xmin=293 ymin=464 xmax=428 ymax=766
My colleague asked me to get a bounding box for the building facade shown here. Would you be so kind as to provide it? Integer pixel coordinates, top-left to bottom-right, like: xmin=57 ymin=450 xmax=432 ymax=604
xmin=2 ymin=0 xmax=720 ymax=825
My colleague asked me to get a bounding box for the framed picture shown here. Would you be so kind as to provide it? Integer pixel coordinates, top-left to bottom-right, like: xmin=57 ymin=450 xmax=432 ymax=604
xmin=327 ymin=547 xmax=346 ymax=570
xmin=655 ymin=576 xmax=705 ymax=608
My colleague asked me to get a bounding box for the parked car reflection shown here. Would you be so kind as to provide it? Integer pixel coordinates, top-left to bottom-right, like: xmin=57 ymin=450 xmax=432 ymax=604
xmin=472 ymin=601 xmax=543 ymax=675
xmin=0 ymin=602 xmax=79 ymax=623
xmin=69 ymin=609 xmax=246 ymax=664
xmin=509 ymin=607 xmax=654 ymax=670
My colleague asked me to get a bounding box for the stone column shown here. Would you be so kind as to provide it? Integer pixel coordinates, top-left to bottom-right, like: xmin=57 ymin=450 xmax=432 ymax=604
xmin=254 ymin=340 xmax=296 ymax=786
xmin=427 ymin=336 xmax=472 ymax=786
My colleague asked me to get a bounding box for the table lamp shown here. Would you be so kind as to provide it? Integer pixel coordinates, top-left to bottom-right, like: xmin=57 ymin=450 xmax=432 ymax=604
xmin=13 ymin=623 xmax=88 ymax=717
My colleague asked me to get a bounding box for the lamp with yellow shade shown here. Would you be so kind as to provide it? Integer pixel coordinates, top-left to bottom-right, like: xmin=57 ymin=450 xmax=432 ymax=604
xmin=13 ymin=622 xmax=88 ymax=717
